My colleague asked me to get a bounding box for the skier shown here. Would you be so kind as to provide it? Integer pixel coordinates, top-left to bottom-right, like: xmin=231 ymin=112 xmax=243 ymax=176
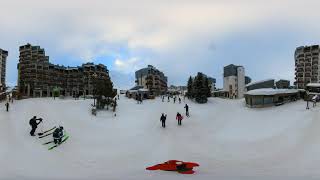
xmin=5 ymin=101 xmax=9 ymax=112
xmin=176 ymin=112 xmax=183 ymax=125
xmin=29 ymin=116 xmax=43 ymax=136
xmin=312 ymin=95 xmax=318 ymax=107
xmin=118 ymin=94 xmax=120 ymax=100
xmin=53 ymin=126 xmax=64 ymax=144
xmin=184 ymin=104 xmax=189 ymax=117
xmin=167 ymin=96 xmax=170 ymax=102
xmin=160 ymin=113 xmax=167 ymax=128
xmin=179 ymin=97 xmax=181 ymax=104
xmin=162 ymin=96 xmax=164 ymax=102
xmin=174 ymin=96 xmax=176 ymax=103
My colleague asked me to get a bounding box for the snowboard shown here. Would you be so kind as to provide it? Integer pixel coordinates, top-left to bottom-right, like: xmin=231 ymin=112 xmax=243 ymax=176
xmin=48 ymin=135 xmax=69 ymax=150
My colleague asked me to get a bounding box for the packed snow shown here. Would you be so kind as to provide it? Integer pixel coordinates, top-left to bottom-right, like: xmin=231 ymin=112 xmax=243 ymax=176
xmin=0 ymin=96 xmax=319 ymax=180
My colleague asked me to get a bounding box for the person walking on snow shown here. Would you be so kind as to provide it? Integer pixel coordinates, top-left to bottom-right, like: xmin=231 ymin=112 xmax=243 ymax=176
xmin=179 ymin=97 xmax=181 ymax=104
xmin=29 ymin=116 xmax=43 ymax=136
xmin=162 ymin=96 xmax=164 ymax=102
xmin=160 ymin=113 xmax=167 ymax=128
xmin=53 ymin=126 xmax=64 ymax=144
xmin=174 ymin=96 xmax=176 ymax=103
xmin=167 ymin=96 xmax=170 ymax=102
xmin=5 ymin=101 xmax=9 ymax=112
xmin=312 ymin=95 xmax=318 ymax=107
xmin=184 ymin=104 xmax=189 ymax=117
xmin=176 ymin=112 xmax=183 ymax=125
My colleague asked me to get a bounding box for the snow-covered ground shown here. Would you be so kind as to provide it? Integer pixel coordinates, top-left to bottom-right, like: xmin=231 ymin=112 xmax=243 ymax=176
xmin=0 ymin=96 xmax=319 ymax=180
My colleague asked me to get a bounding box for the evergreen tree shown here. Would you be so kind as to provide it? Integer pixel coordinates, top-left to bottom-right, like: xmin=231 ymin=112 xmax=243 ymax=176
xmin=193 ymin=72 xmax=207 ymax=103
xmin=204 ymin=77 xmax=211 ymax=97
xmin=52 ymin=87 xmax=60 ymax=100
xmin=187 ymin=76 xmax=194 ymax=98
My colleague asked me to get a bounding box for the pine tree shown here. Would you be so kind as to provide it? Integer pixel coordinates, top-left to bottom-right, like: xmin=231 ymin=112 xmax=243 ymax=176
xmin=187 ymin=76 xmax=194 ymax=98
xmin=193 ymin=72 xmax=207 ymax=103
xmin=204 ymin=77 xmax=211 ymax=97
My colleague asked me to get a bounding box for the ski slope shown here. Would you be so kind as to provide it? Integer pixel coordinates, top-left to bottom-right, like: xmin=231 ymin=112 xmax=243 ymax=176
xmin=0 ymin=96 xmax=319 ymax=180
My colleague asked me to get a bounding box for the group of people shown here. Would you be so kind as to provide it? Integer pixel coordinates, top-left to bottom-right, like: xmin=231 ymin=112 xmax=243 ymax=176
xmin=160 ymin=104 xmax=189 ymax=128
xmin=162 ymin=95 xmax=182 ymax=104
xmin=29 ymin=116 xmax=64 ymax=145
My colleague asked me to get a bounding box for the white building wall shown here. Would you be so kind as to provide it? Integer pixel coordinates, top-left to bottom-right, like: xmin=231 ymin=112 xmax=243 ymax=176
xmin=237 ymin=66 xmax=245 ymax=98
xmin=223 ymin=76 xmax=237 ymax=97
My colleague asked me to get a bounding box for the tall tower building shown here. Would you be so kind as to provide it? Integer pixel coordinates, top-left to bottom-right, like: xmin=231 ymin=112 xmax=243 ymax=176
xmin=223 ymin=64 xmax=245 ymax=98
xmin=0 ymin=49 xmax=8 ymax=92
xmin=294 ymin=45 xmax=320 ymax=89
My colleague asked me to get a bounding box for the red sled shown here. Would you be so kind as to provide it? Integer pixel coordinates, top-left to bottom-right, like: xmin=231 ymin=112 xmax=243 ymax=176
xmin=146 ymin=160 xmax=199 ymax=174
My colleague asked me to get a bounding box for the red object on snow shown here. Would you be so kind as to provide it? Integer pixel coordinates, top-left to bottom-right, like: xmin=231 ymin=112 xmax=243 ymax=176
xmin=146 ymin=160 xmax=199 ymax=174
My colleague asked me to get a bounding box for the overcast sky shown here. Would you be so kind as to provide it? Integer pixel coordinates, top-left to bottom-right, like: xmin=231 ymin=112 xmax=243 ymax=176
xmin=1 ymin=0 xmax=320 ymax=89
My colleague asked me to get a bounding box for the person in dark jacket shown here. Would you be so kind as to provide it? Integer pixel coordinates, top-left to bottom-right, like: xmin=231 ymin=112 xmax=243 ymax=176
xmin=5 ymin=102 xmax=9 ymax=112
xmin=176 ymin=112 xmax=183 ymax=125
xmin=160 ymin=113 xmax=167 ymax=128
xmin=29 ymin=116 xmax=43 ymax=136
xmin=178 ymin=97 xmax=181 ymax=104
xmin=184 ymin=104 xmax=189 ymax=117
xmin=167 ymin=96 xmax=170 ymax=102
xmin=53 ymin=126 xmax=64 ymax=144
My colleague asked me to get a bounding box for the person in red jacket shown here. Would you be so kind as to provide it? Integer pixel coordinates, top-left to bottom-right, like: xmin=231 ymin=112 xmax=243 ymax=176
xmin=176 ymin=112 xmax=183 ymax=126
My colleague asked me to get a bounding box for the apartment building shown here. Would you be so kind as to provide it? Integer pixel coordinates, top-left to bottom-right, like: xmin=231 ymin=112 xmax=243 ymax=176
xmin=223 ymin=64 xmax=245 ymax=98
xmin=0 ymin=49 xmax=8 ymax=92
xmin=18 ymin=44 xmax=112 ymax=97
xmin=135 ymin=65 xmax=167 ymax=95
xmin=295 ymin=45 xmax=320 ymax=89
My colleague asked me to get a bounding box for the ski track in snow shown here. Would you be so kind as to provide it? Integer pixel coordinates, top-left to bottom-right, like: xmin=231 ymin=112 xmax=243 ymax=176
xmin=0 ymin=96 xmax=319 ymax=180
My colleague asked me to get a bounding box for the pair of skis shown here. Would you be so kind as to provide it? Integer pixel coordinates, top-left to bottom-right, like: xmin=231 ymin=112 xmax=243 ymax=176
xmin=38 ymin=126 xmax=56 ymax=138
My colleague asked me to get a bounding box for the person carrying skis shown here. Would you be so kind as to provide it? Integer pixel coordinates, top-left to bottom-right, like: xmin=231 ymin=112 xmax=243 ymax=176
xmin=29 ymin=116 xmax=43 ymax=136
xmin=5 ymin=101 xmax=9 ymax=112
xmin=160 ymin=113 xmax=167 ymax=128
xmin=53 ymin=126 xmax=64 ymax=144
xmin=312 ymin=95 xmax=318 ymax=107
xmin=176 ymin=112 xmax=183 ymax=125
xmin=184 ymin=104 xmax=189 ymax=117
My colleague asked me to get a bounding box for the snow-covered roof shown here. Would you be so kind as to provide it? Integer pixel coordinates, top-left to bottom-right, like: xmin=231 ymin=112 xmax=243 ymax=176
xmin=138 ymin=88 xmax=149 ymax=92
xmin=245 ymin=79 xmax=274 ymax=87
xmin=306 ymin=83 xmax=320 ymax=87
xmin=245 ymin=88 xmax=299 ymax=96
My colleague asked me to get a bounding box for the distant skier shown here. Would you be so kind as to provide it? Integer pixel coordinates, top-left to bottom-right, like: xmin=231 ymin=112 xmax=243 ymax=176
xmin=176 ymin=112 xmax=183 ymax=125
xmin=168 ymin=96 xmax=170 ymax=102
xmin=117 ymin=94 xmax=120 ymax=100
xmin=312 ymin=95 xmax=318 ymax=107
xmin=174 ymin=97 xmax=176 ymax=103
xmin=184 ymin=104 xmax=189 ymax=117
xmin=160 ymin=113 xmax=167 ymax=128
xmin=5 ymin=101 xmax=9 ymax=112
xmin=53 ymin=126 xmax=64 ymax=144
xmin=179 ymin=97 xmax=181 ymax=104
xmin=162 ymin=96 xmax=164 ymax=102
xmin=29 ymin=116 xmax=43 ymax=136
